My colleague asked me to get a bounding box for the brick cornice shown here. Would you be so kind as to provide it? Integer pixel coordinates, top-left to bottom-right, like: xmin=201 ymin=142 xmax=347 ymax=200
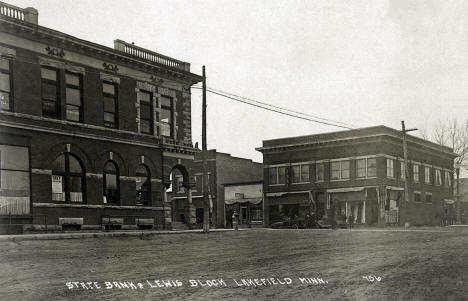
xmin=0 ymin=17 xmax=202 ymax=85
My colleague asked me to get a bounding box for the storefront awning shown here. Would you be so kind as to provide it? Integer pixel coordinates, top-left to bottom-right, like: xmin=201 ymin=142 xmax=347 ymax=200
xmin=328 ymin=187 xmax=366 ymax=202
xmin=225 ymin=198 xmax=263 ymax=205
xmin=387 ymin=186 xmax=404 ymax=191
xmin=327 ymin=187 xmax=365 ymax=193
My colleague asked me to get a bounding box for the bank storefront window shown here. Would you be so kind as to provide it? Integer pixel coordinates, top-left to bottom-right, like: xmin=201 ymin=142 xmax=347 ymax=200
xmin=0 ymin=145 xmax=30 ymax=215
xmin=51 ymin=153 xmax=85 ymax=203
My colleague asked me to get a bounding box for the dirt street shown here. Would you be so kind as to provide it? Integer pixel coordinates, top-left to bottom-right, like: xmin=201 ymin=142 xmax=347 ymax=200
xmin=0 ymin=228 xmax=467 ymax=300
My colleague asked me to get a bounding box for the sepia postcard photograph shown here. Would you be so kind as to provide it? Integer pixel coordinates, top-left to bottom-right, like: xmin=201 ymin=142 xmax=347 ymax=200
xmin=0 ymin=0 xmax=467 ymax=300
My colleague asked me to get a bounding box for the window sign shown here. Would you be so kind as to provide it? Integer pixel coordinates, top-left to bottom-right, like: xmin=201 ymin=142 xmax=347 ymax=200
xmin=51 ymin=153 xmax=84 ymax=203
xmin=52 ymin=175 xmax=64 ymax=201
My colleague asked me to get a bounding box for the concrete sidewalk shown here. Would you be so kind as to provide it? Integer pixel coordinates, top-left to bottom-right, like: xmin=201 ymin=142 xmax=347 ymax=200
xmin=0 ymin=228 xmax=239 ymax=242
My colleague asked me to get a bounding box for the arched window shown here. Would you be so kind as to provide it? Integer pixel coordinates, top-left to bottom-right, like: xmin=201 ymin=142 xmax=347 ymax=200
xmin=136 ymin=164 xmax=151 ymax=206
xmin=103 ymin=161 xmax=119 ymax=204
xmin=51 ymin=153 xmax=85 ymax=203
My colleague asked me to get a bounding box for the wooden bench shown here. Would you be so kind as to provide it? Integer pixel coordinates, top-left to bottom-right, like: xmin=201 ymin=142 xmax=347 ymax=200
xmin=101 ymin=217 xmax=124 ymax=230
xmin=59 ymin=217 xmax=83 ymax=231
xmin=136 ymin=218 xmax=154 ymax=229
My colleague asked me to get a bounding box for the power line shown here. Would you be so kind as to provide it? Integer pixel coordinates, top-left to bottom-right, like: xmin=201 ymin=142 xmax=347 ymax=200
xmin=201 ymin=87 xmax=353 ymax=129
xmin=193 ymin=87 xmax=353 ymax=130
xmin=194 ymin=85 xmax=355 ymax=128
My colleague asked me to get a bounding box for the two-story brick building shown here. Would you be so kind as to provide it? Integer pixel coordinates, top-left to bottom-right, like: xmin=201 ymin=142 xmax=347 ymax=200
xmin=0 ymin=2 xmax=203 ymax=232
xmin=170 ymin=150 xmax=263 ymax=228
xmin=256 ymin=126 xmax=457 ymax=227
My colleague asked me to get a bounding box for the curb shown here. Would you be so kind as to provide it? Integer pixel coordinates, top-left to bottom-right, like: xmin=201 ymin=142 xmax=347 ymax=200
xmin=0 ymin=228 xmax=238 ymax=242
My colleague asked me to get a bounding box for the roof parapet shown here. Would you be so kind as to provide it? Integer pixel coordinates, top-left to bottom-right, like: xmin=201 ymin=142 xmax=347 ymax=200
xmin=114 ymin=39 xmax=190 ymax=72
xmin=0 ymin=2 xmax=37 ymax=24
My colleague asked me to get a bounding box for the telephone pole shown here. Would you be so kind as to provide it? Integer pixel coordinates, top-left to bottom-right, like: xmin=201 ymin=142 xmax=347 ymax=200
xmin=455 ymin=162 xmax=461 ymax=224
xmin=401 ymin=121 xmax=417 ymax=226
xmin=202 ymin=66 xmax=210 ymax=233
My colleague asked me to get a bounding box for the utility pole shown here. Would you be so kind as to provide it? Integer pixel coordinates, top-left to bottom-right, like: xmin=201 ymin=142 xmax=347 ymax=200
xmin=202 ymin=66 xmax=209 ymax=233
xmin=401 ymin=121 xmax=417 ymax=226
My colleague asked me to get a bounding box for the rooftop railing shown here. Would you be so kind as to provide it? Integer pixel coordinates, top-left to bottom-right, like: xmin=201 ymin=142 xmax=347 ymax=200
xmin=114 ymin=39 xmax=190 ymax=72
xmin=0 ymin=1 xmax=38 ymax=24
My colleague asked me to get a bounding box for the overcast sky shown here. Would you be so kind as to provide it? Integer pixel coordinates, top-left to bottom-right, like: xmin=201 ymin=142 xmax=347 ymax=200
xmin=11 ymin=0 xmax=468 ymax=170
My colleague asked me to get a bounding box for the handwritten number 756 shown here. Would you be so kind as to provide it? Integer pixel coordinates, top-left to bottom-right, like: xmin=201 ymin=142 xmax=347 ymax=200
xmin=363 ymin=275 xmax=382 ymax=282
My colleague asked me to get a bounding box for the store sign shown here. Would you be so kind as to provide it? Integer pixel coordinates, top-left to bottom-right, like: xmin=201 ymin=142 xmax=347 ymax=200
xmin=52 ymin=175 xmax=63 ymax=193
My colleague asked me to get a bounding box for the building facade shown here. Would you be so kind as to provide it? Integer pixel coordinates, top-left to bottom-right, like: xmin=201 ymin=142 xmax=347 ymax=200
xmin=224 ymin=181 xmax=263 ymax=228
xmin=170 ymin=150 xmax=263 ymax=228
xmin=256 ymin=126 xmax=457 ymax=227
xmin=0 ymin=2 xmax=203 ymax=232
xmin=455 ymin=178 xmax=468 ymax=224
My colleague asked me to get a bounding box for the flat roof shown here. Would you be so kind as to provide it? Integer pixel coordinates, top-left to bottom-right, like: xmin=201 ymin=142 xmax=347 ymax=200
xmin=256 ymin=125 xmax=456 ymax=157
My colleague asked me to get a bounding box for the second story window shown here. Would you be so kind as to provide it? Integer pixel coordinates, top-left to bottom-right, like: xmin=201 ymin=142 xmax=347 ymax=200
xmin=315 ymin=163 xmax=324 ymax=182
xmin=103 ymin=82 xmax=118 ymax=128
xmin=445 ymin=171 xmax=452 ymax=188
xmin=357 ymin=159 xmax=366 ymax=178
xmin=65 ymin=72 xmax=83 ymax=122
xmin=139 ymin=91 xmax=153 ymax=134
xmin=161 ymin=96 xmax=173 ymax=138
xmin=400 ymin=161 xmax=406 ymax=180
xmin=41 ymin=67 xmax=60 ymax=119
xmin=292 ymin=164 xmax=310 ymax=183
xmin=0 ymin=57 xmax=11 ymax=111
xmin=386 ymin=159 xmax=394 ymax=178
xmin=269 ymin=166 xmax=286 ymax=185
xmin=357 ymin=158 xmax=376 ymax=178
xmin=425 ymin=166 xmax=431 ymax=184
xmin=367 ymin=158 xmax=377 ymax=177
xmin=413 ymin=164 xmax=420 ymax=183
xmin=435 ymin=169 xmax=442 ymax=186
xmin=331 ymin=161 xmax=350 ymax=180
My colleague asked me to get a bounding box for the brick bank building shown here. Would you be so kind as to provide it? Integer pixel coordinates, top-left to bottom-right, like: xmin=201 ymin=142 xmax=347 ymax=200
xmin=0 ymin=2 xmax=203 ymax=231
xmin=257 ymin=126 xmax=456 ymax=227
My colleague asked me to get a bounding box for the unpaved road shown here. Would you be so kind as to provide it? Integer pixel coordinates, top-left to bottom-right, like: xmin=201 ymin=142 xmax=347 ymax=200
xmin=0 ymin=228 xmax=467 ymax=300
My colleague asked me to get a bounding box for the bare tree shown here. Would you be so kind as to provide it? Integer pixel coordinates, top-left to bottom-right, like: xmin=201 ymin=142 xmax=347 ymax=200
xmin=428 ymin=118 xmax=468 ymax=224
xmin=431 ymin=118 xmax=468 ymax=168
